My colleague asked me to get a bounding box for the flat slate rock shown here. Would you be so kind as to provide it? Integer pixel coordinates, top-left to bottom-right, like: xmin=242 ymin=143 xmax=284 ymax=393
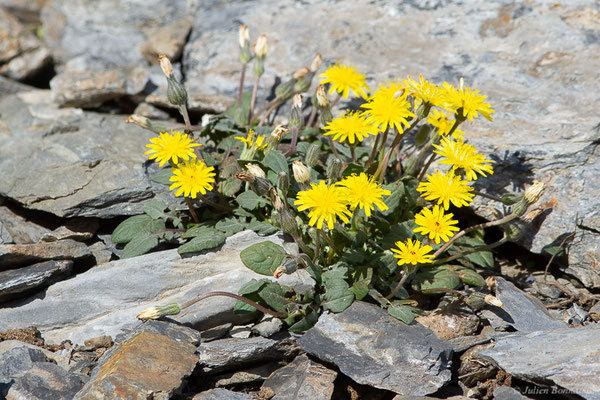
xmin=0 ymin=260 xmax=73 ymax=302
xmin=479 ymin=326 xmax=600 ymax=400
xmin=297 ymin=301 xmax=453 ymax=396
xmin=3 ymin=362 xmax=83 ymax=400
xmin=0 ymin=205 xmax=51 ymax=244
xmin=192 ymin=388 xmax=254 ymax=400
xmin=0 ymin=240 xmax=90 ymax=270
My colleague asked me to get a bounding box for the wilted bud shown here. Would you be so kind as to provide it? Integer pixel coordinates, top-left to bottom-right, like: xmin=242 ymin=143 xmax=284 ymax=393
xmin=126 ymin=114 xmax=167 ymax=134
xmin=292 ymin=93 xmax=303 ymax=109
xmin=293 ymin=67 xmax=313 ymax=93
xmin=524 ymin=181 xmax=545 ymax=204
xmin=270 ymin=187 xmax=284 ymax=211
xmin=275 ymin=78 xmax=296 ymax=101
xmin=271 ymin=124 xmax=289 ymax=141
xmin=501 ymin=193 xmax=523 ymax=206
xmin=254 ymin=34 xmax=268 ymax=58
xmin=484 ymin=294 xmax=503 ymax=308
xmin=316 ymin=85 xmax=329 ymax=107
xmin=246 ymin=163 xmax=266 ymax=179
xmin=305 ymin=144 xmax=320 ymax=168
xmin=292 ymin=160 xmax=310 ymax=183
xmin=290 ymin=94 xmax=304 ymax=129
xmin=415 ymin=124 xmax=431 ymax=147
xmin=158 ymin=54 xmax=173 ymax=78
xmin=137 ymin=303 xmax=181 ymax=321
xmin=272 ymin=265 xmax=286 ymax=279
xmin=236 ymin=171 xmax=255 ymax=183
xmin=277 ymin=171 xmax=289 ymax=195
xmin=310 ymin=53 xmax=322 ymax=72
xmin=293 ymin=67 xmax=310 ymax=80
xmin=238 ymin=24 xmax=252 ymax=64
xmin=326 ymin=158 xmax=343 ymax=182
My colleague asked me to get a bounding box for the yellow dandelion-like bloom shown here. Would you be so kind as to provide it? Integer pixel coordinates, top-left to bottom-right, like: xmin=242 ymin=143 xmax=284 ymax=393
xmin=413 ymin=205 xmax=460 ymax=244
xmin=294 ymin=181 xmax=352 ymax=230
xmin=441 ymin=80 xmax=495 ymax=121
xmin=235 ymin=130 xmax=268 ymax=150
xmin=433 ymin=137 xmax=494 ymax=181
xmin=427 ymin=109 xmax=464 ymax=139
xmin=338 ymin=173 xmax=391 ymax=217
xmin=169 ymin=159 xmax=216 ymax=199
xmin=417 ymin=170 xmax=474 ymax=210
xmin=144 ymin=131 xmax=201 ymax=167
xmin=392 ymin=239 xmax=434 ymax=266
xmin=402 ymin=75 xmax=444 ymax=107
xmin=361 ymin=84 xmax=416 ymax=133
xmin=319 ymin=64 xmax=370 ymax=99
xmin=322 ymin=112 xmax=377 ymax=144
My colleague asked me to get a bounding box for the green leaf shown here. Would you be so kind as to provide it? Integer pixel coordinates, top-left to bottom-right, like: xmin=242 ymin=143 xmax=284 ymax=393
xmin=342 ymin=163 xmax=363 ymax=177
xmin=258 ymin=283 xmax=290 ymax=313
xmin=448 ymin=236 xmax=495 ymax=269
xmin=248 ymin=220 xmax=279 ymax=236
xmin=380 ymin=181 xmax=405 ymax=216
xmin=322 ymin=284 xmax=354 ymax=313
xmin=238 ymin=278 xmax=270 ymax=296
xmin=151 ymin=168 xmax=173 ymax=185
xmin=215 ymin=217 xmax=246 ymax=236
xmin=457 ymin=267 xmax=486 ymax=287
xmin=112 ymin=215 xmax=153 ymax=244
xmin=387 ymin=303 xmax=415 ymax=324
xmin=142 ymin=199 xmax=168 ymax=220
xmin=236 ymin=190 xmax=268 ymax=210
xmin=120 ymin=233 xmax=160 ymax=259
xmin=219 ymin=177 xmax=243 ymax=197
xmin=178 ymin=230 xmax=226 ymax=255
xmin=262 ymin=150 xmax=289 ymax=175
xmin=381 ymin=220 xmax=417 ymax=250
xmin=350 ymin=281 xmax=369 ymax=300
xmin=240 ymin=241 xmax=288 ymax=275
xmin=182 ymin=224 xmax=217 ymax=239
xmin=233 ymin=207 xmax=254 ymax=218
xmin=288 ymin=310 xmax=319 ymax=333
xmin=412 ymin=266 xmax=461 ymax=292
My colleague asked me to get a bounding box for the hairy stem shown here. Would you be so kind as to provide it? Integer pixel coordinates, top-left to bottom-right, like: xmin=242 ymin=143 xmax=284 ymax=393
xmin=185 ymin=197 xmax=200 ymax=224
xmin=237 ymin=63 xmax=247 ymax=108
xmin=180 ymin=291 xmax=286 ymax=318
xmin=248 ymin=76 xmax=261 ymax=125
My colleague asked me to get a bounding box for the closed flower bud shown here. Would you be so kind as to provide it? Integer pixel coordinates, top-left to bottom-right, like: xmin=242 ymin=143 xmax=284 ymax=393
xmin=501 ymin=193 xmax=523 ymax=206
xmin=305 ymin=144 xmax=320 ymax=168
xmin=511 ymin=198 xmax=529 ymax=218
xmin=524 ymin=181 xmax=545 ymax=204
xmin=137 ymin=303 xmax=181 ymax=321
xmin=403 ymin=153 xmax=420 ymax=176
xmin=415 ymin=124 xmax=430 ymax=147
xmin=416 ymin=102 xmax=432 ymax=120
xmin=466 ymin=292 xmax=486 ymax=311
xmin=326 ymin=158 xmax=343 ymax=182
xmin=293 ymin=67 xmax=313 ymax=94
xmin=277 ymin=171 xmax=289 ymax=195
xmin=158 ymin=54 xmax=173 ymax=78
xmin=236 ymin=171 xmax=255 ymax=183
xmin=167 ymin=76 xmax=188 ymax=106
xmin=316 ymin=85 xmax=329 ymax=108
xmin=293 ymin=67 xmax=310 ymax=80
xmin=251 ymin=176 xmax=272 ymax=196
xmin=126 ymin=114 xmax=167 ymax=134
xmin=246 ymin=163 xmax=266 ymax=179
xmin=279 ymin=206 xmax=300 ymax=237
xmin=254 ymin=34 xmax=268 ymax=58
xmin=310 ymin=53 xmax=322 ymax=72
xmin=290 ymin=94 xmax=304 ymax=129
xmin=270 ymin=188 xmax=284 ymax=211
xmin=275 ymin=78 xmax=296 ymax=101
xmin=292 ymin=160 xmax=310 ymax=183
xmin=238 ymin=24 xmax=249 ymax=48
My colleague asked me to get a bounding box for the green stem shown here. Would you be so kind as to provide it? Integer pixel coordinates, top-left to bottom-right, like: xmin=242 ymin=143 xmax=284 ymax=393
xmin=180 ymin=291 xmax=286 ymax=318
xmin=350 ymin=144 xmax=356 ymax=163
xmin=386 ymin=268 xmax=415 ymax=300
xmin=313 ymin=230 xmax=321 ymax=265
xmin=185 ymin=197 xmax=200 ymax=224
xmin=198 ymin=194 xmax=233 ymax=214
xmin=258 ymin=99 xmax=283 ymax=127
xmin=351 ymin=208 xmax=360 ymax=232
xmin=472 ymin=190 xmax=504 ymax=203
xmin=178 ymin=105 xmax=193 ymax=134
xmin=366 ymin=130 xmax=383 ymax=168
xmin=430 ymin=235 xmax=508 ymax=266
xmin=320 ymin=229 xmax=342 ymax=258
xmin=250 ymin=97 xmax=280 ymax=126
xmin=306 ymin=103 xmax=318 ymax=128
xmin=248 ymin=75 xmax=261 ymax=125
xmin=238 ymin=63 xmax=247 ymax=108
xmin=374 ymin=118 xmax=421 ymax=182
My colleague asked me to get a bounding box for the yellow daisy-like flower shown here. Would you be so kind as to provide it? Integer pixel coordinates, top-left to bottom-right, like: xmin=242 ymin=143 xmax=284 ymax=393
xmin=433 ymin=137 xmax=494 ymax=181
xmin=319 ymin=64 xmax=370 ymax=99
xmin=294 ymin=181 xmax=352 ymax=230
xmin=169 ymin=159 xmax=216 ymax=199
xmin=392 ymin=239 xmax=434 ymax=266
xmin=402 ymin=75 xmax=444 ymax=107
xmin=338 ymin=173 xmax=391 ymax=217
xmin=361 ymin=84 xmax=415 ymax=133
xmin=417 ymin=170 xmax=474 ymax=210
xmin=441 ymin=80 xmax=495 ymax=121
xmin=322 ymin=112 xmax=377 ymax=144
xmin=427 ymin=109 xmax=464 ymax=139
xmin=413 ymin=205 xmax=460 ymax=244
xmin=144 ymin=131 xmax=201 ymax=167
xmin=235 ymin=130 xmax=268 ymax=150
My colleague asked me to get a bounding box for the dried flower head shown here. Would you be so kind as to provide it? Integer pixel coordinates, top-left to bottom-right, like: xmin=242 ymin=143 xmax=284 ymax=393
xmin=310 ymin=53 xmax=322 ymax=72
xmin=158 ymin=54 xmax=173 ymax=78
xmin=254 ymin=34 xmax=268 ymax=58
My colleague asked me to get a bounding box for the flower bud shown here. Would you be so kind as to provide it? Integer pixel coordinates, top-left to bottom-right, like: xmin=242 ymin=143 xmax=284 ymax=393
xmin=253 ymin=57 xmax=265 ymax=77
xmin=271 ymin=124 xmax=289 ymax=142
xmin=275 ymin=78 xmax=296 ymax=101
xmin=277 ymin=171 xmax=289 ymax=195
xmin=416 ymin=102 xmax=432 ymax=120
xmin=293 ymin=67 xmax=313 ymax=93
xmin=158 ymin=54 xmax=173 ymax=78
xmin=251 ymin=176 xmax=272 ymax=196
xmin=466 ymin=292 xmax=486 ymax=311
xmin=238 ymin=25 xmax=251 ymax=64
xmin=137 ymin=303 xmax=181 ymax=321
xmin=126 ymin=114 xmax=167 ymax=134
xmin=305 ymin=144 xmax=320 ymax=168
xmin=246 ymin=163 xmax=266 ymax=179
xmin=326 ymin=158 xmax=343 ymax=182
xmin=524 ymin=181 xmax=545 ymax=204
xmin=316 ymin=85 xmax=329 ymax=107
xmin=403 ymin=153 xmax=420 ymax=176
xmin=270 ymin=187 xmax=284 ymax=211
xmin=501 ymin=193 xmax=523 ymax=206
xmin=292 ymin=160 xmax=310 ymax=183
xmin=484 ymin=294 xmax=503 ymax=308
xmin=310 ymin=53 xmax=322 ymax=72
xmin=254 ymin=34 xmax=268 ymax=58
xmin=167 ymin=76 xmax=188 ymax=106
xmin=279 ymin=206 xmax=300 ymax=237
xmin=236 ymin=171 xmax=255 ymax=183
xmin=414 ymin=124 xmax=430 ymax=147
xmin=290 ymin=94 xmax=304 ymax=129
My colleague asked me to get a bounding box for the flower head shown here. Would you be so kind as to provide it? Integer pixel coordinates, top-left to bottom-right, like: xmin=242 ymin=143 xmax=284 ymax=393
xmin=169 ymin=159 xmax=216 ymax=198
xmin=433 ymin=137 xmax=494 ymax=181
xmin=427 ymin=109 xmax=464 ymax=139
xmin=254 ymin=34 xmax=268 ymax=58
xmin=392 ymin=239 xmax=434 ymax=266
xmin=524 ymin=181 xmax=545 ymax=204
xmin=246 ymin=163 xmax=266 ymax=179
xmin=338 ymin=173 xmax=391 ymax=217
xmin=319 ymin=64 xmax=370 ymax=99
xmin=441 ymin=79 xmax=495 ymax=121
xmin=413 ymin=205 xmax=460 ymax=244
xmin=145 ymin=131 xmax=201 ymax=167
xmin=294 ymin=181 xmax=351 ymax=229
xmin=403 ymin=75 xmax=444 ymax=107
xmin=361 ymin=84 xmax=415 ymax=133
xmin=292 ymin=160 xmax=310 ymax=183
xmin=323 ymin=112 xmax=376 ymax=144
xmin=417 ymin=170 xmax=474 ymax=210
xmin=236 ymin=130 xmax=268 ymax=159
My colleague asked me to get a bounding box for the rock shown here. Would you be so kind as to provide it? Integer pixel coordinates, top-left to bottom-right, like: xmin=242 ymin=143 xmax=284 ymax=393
xmin=261 ymin=354 xmax=337 ymax=400
xmin=0 ymin=340 xmax=68 ymax=369
xmin=83 ymin=335 xmax=113 ymax=349
xmin=214 ymin=361 xmax=281 ymax=388
xmin=4 ymin=362 xmax=84 ymax=400
xmin=87 ymin=241 xmax=113 ymax=265
xmin=0 ymin=260 xmax=73 ymax=302
xmin=479 ymin=326 xmax=600 ymax=399
xmin=487 ymin=277 xmax=566 ymax=333
xmin=252 ymin=315 xmax=284 ymax=338
xmin=0 ymin=240 xmax=90 ymax=270
xmin=415 ymin=310 xmax=480 ymax=340
xmin=0 ymin=0 xmax=47 ymax=23
xmin=200 ymin=323 xmax=232 ymax=343
xmin=0 ymin=231 xmax=312 ymax=345
xmin=0 ymin=205 xmax=51 ymax=244
xmin=228 ymin=324 xmax=253 ymax=339
xmin=0 ymin=8 xmax=50 ymax=80
xmin=0 ymin=89 xmax=180 ymax=218
xmin=73 ymin=320 xmax=200 ymax=400
xmin=0 ymin=221 xmax=12 ymax=244
xmin=41 ymin=218 xmax=99 ymax=242
xmin=0 ymin=346 xmax=51 ymax=378
xmin=448 ymin=334 xmax=491 ymax=353
xmin=493 ymin=386 xmax=533 ymax=400
xmin=198 ymin=335 xmax=300 ymax=374
xmin=297 ymin=302 xmax=453 ymax=396
xmin=192 ymin=388 xmax=254 ymax=400
xmin=140 ymin=16 xmax=193 ymax=63
xmin=133 ymin=102 xmax=171 ymax=120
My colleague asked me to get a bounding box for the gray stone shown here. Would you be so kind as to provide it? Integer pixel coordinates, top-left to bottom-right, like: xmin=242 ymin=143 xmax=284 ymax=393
xmin=200 ymin=323 xmax=232 ymax=343
xmin=297 ymin=302 xmax=453 ymax=396
xmin=252 ymin=315 xmax=284 ymax=338
xmin=192 ymin=388 xmax=254 ymax=400
xmin=0 ymin=260 xmax=73 ymax=302
xmin=0 ymin=89 xmax=180 ymax=218
xmin=261 ymin=354 xmax=337 ymax=400
xmin=140 ymin=16 xmax=193 ymax=63
xmin=74 ymin=320 xmax=200 ymax=400
xmin=0 ymin=346 xmax=50 ymax=378
xmin=87 ymin=241 xmax=113 ymax=265
xmin=0 ymin=0 xmax=47 ymax=23
xmin=0 ymin=8 xmax=50 ymax=80
xmin=83 ymin=336 xmax=113 ymax=350
xmin=41 ymin=218 xmax=99 ymax=242
xmin=198 ymin=335 xmax=300 ymax=374
xmin=448 ymin=334 xmax=491 ymax=353
xmin=0 ymin=221 xmax=13 ymax=244
xmin=5 ymin=362 xmax=83 ymax=400
xmin=0 ymin=240 xmax=90 ymax=270
xmin=0 ymin=341 xmax=68 ymax=370
xmin=214 ymin=362 xmax=281 ymax=387
xmin=493 ymin=386 xmax=533 ymax=400
xmin=0 ymin=206 xmax=51 ymax=244
xmin=479 ymin=326 xmax=600 ymax=400
xmin=133 ymin=102 xmax=171 ymax=120
xmin=0 ymin=231 xmax=312 ymax=345
xmin=228 ymin=324 xmax=252 ymax=339
xmin=488 ymin=277 xmax=566 ymax=333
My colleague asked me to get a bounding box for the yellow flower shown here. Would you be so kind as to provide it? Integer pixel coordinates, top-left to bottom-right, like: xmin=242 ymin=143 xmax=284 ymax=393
xmin=402 ymin=75 xmax=444 ymax=107
xmin=413 ymin=205 xmax=460 ymax=244
xmin=322 ymin=112 xmax=376 ymax=144
xmin=441 ymin=79 xmax=495 ymax=121
xmin=417 ymin=170 xmax=474 ymax=210
xmin=169 ymin=159 xmax=216 ymax=198
xmin=338 ymin=173 xmax=391 ymax=217
xmin=144 ymin=131 xmax=201 ymax=167
xmin=361 ymin=84 xmax=415 ymax=133
xmin=433 ymin=137 xmax=494 ymax=181
xmin=235 ymin=130 xmax=267 ymax=150
xmin=294 ymin=181 xmax=352 ymax=230
xmin=392 ymin=239 xmax=434 ymax=266
xmin=427 ymin=109 xmax=464 ymax=139
xmin=319 ymin=64 xmax=370 ymax=99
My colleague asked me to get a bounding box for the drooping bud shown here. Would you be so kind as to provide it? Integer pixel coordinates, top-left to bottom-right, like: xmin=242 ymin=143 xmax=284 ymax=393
xmin=414 ymin=124 xmax=431 ymax=147
xmin=277 ymin=171 xmax=289 ymax=195
xmin=279 ymin=205 xmax=300 ymax=237
xmin=310 ymin=53 xmax=322 ymax=72
xmin=126 ymin=114 xmax=167 ymax=134
xmin=484 ymin=294 xmax=504 ymax=308
xmin=246 ymin=163 xmax=266 ymax=179
xmin=254 ymin=34 xmax=268 ymax=58
xmin=251 ymin=176 xmax=272 ymax=196
xmin=316 ymin=85 xmax=329 ymax=107
xmin=293 ymin=67 xmax=313 ymax=93
xmin=305 ymin=144 xmax=320 ymax=168
xmin=501 ymin=193 xmax=523 ymax=206
xmin=271 ymin=124 xmax=289 ymax=142
xmin=290 ymin=94 xmax=304 ymax=129
xmin=238 ymin=24 xmax=251 ymax=64
xmin=275 ymin=77 xmax=296 ymax=101
xmin=292 ymin=160 xmax=310 ymax=184
xmin=326 ymin=158 xmax=343 ymax=182
xmin=160 ymin=55 xmax=188 ymax=106
xmin=524 ymin=181 xmax=545 ymax=204
xmin=158 ymin=54 xmax=174 ymax=78
xmin=137 ymin=303 xmax=181 ymax=321
xmin=316 ymin=85 xmax=333 ymax=125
